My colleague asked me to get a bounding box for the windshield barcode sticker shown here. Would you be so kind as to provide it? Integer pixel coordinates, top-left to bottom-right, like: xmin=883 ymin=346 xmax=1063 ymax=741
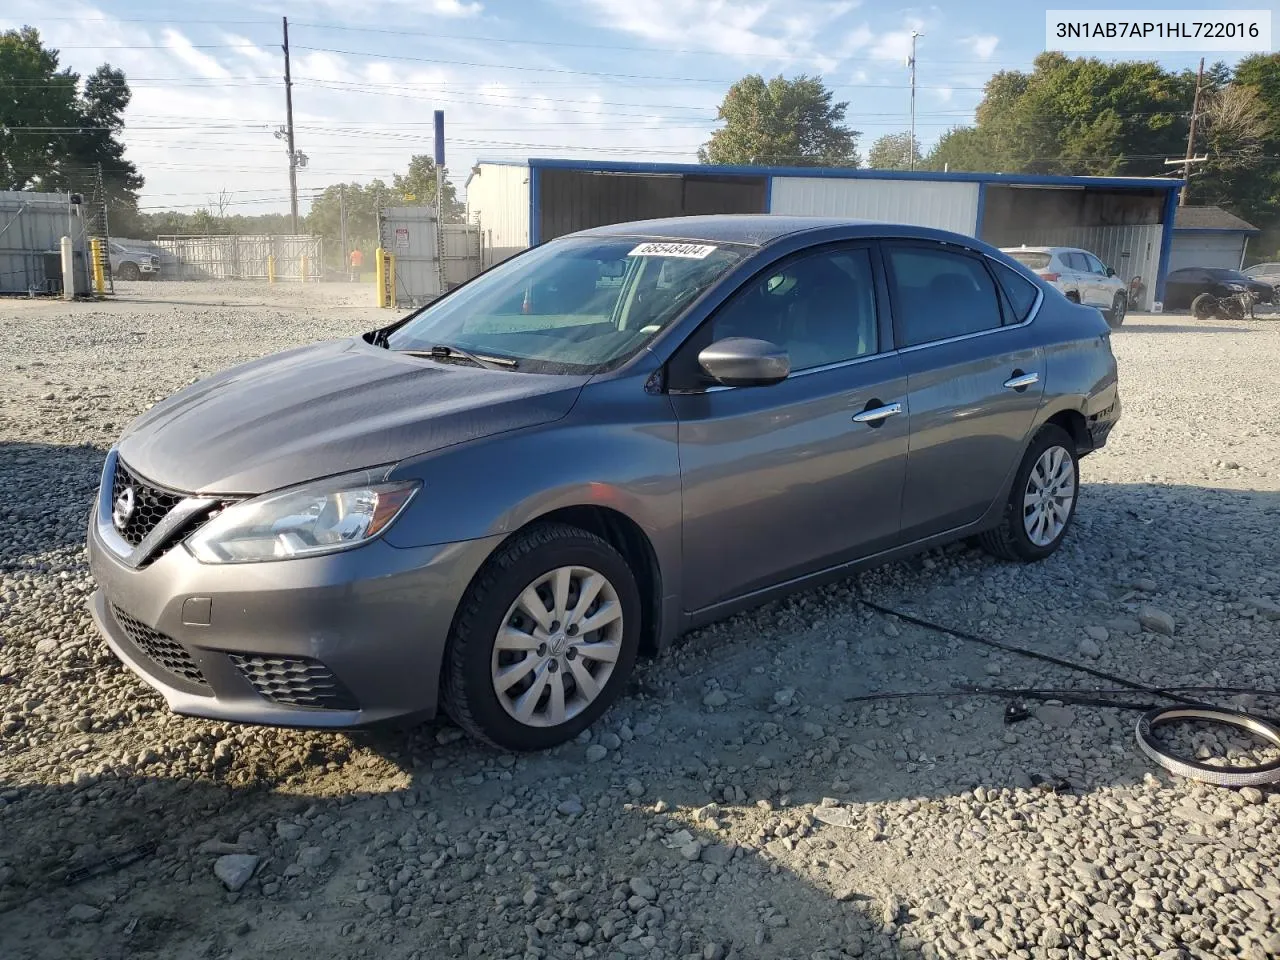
xmin=628 ymin=242 xmax=717 ymax=259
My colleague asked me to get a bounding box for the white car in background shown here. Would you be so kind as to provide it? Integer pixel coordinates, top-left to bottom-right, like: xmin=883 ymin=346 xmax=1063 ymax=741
xmin=1001 ymin=245 xmax=1128 ymax=327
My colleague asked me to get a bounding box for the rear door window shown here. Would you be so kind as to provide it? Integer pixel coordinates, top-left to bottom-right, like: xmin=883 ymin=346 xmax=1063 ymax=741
xmin=884 ymin=243 xmax=1004 ymax=347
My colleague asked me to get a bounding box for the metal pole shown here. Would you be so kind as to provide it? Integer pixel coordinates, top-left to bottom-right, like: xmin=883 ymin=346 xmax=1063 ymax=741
xmin=339 ymin=184 xmax=348 ymax=279
xmin=908 ymin=31 xmax=920 ymax=172
xmin=1181 ymin=57 xmax=1204 ymax=207
xmin=283 ymin=16 xmax=299 ymax=233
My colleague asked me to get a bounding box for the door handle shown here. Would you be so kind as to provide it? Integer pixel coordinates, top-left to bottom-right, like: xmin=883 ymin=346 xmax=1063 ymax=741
xmin=852 ymin=401 xmax=902 ymax=425
xmin=1004 ymin=371 xmax=1039 ymax=391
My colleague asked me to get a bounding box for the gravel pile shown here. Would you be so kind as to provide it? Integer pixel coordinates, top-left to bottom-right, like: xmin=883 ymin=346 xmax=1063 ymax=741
xmin=2 ymin=283 xmax=1279 ymax=960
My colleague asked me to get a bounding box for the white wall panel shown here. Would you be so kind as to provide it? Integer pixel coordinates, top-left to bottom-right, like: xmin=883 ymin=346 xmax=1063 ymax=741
xmin=769 ymin=177 xmax=980 ymax=235
xmin=465 ymin=163 xmax=530 ymax=267
xmin=1167 ymin=233 xmax=1246 ymax=272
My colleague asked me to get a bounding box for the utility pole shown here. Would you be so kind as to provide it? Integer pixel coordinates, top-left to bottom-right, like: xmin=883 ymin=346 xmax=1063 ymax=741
xmin=339 ymin=183 xmax=348 ymax=275
xmin=1181 ymin=57 xmax=1205 ymax=207
xmin=282 ymin=16 xmax=298 ymax=232
xmin=907 ymin=31 xmax=922 ymax=172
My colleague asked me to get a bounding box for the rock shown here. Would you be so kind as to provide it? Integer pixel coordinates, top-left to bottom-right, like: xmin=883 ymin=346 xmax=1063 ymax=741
xmin=1240 ymin=787 xmax=1265 ymax=805
xmin=1131 ymin=578 xmax=1158 ymax=593
xmin=67 ymin=903 xmax=102 ymax=923
xmin=882 ymin=895 xmax=903 ymax=924
xmin=1139 ymin=606 xmax=1175 ymax=636
xmin=557 ymin=798 xmax=584 ymax=816
xmin=628 ymin=877 xmax=656 ymax=900
xmin=625 ymin=778 xmax=645 ymax=798
xmin=703 ymin=944 xmax=726 ymax=960
xmin=585 ymin=744 xmax=608 ymax=763
xmin=276 ymin=822 xmax=304 ymax=842
xmin=34 ymin=638 xmax=58 ymax=655
xmin=197 ymin=839 xmax=246 ymax=856
xmin=1106 ymin=617 xmax=1142 ymax=636
xmin=802 ymin=722 xmax=825 ymax=739
xmin=981 ymin=601 xmax=998 ymax=617
xmin=522 ymin=888 xmax=539 ymax=907
xmin=213 ymin=854 xmax=260 ymax=892
xmin=574 ymin=921 xmax=594 ymax=944
xmin=773 ymin=688 xmax=795 ymax=707
xmin=1134 ymin=891 xmax=1159 ymax=911
xmin=1085 ymin=626 xmax=1109 ymax=643
xmin=985 ymin=662 xmax=1002 ymax=676
xmin=701 ymin=843 xmax=735 ymax=867
xmin=680 ymin=842 xmax=702 ymax=861
xmin=366 ymin=894 xmax=393 ymax=914
xmin=1244 ymin=597 xmax=1280 ymax=621
xmin=600 ymin=732 xmax=622 ymax=750
xmin=1035 ymin=705 xmax=1075 ymax=729
xmin=702 ymin=690 xmax=728 ymax=708
xmin=297 ymin=846 xmax=329 ymax=869
xmin=1077 ymin=637 xmax=1102 ymax=659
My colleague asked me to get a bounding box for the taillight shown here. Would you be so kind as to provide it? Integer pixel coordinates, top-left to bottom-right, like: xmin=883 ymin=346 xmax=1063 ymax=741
xmin=1039 ymin=272 xmax=1060 ymax=282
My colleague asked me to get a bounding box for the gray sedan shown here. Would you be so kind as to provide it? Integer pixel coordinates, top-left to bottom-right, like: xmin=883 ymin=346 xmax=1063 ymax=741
xmin=86 ymin=216 xmax=1121 ymax=750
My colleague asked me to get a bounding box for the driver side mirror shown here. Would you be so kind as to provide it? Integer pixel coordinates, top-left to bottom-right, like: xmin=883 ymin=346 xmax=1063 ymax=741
xmin=1106 ymin=266 xmax=1116 ymax=277
xmin=698 ymin=337 xmax=790 ymax=387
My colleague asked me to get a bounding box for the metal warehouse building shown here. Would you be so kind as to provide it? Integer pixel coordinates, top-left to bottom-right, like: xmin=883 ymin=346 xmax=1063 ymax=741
xmin=465 ymin=159 xmax=1184 ymax=310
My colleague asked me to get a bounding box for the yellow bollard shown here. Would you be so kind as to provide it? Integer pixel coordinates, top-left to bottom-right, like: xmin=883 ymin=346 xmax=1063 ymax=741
xmin=388 ymin=253 xmax=397 ymax=309
xmin=375 ymin=246 xmax=386 ymax=306
xmin=267 ymin=254 xmax=276 ymax=284
xmin=300 ymin=253 xmax=308 ymax=283
xmin=90 ymin=238 xmax=105 ymax=295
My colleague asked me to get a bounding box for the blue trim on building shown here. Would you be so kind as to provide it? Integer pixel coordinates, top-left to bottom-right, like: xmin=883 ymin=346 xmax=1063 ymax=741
xmin=763 ymin=176 xmax=773 ymax=213
xmin=1154 ymin=186 xmax=1182 ymax=306
xmin=529 ymin=166 xmax=542 ymax=245
xmin=974 ymin=182 xmax=988 ymax=239
xmin=1173 ymin=226 xmax=1260 ymax=235
xmin=519 ymin=157 xmax=1185 ymax=192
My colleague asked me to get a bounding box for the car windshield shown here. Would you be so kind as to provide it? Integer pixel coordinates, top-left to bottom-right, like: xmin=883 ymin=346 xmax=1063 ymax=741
xmin=1005 ymin=251 xmax=1052 ymax=269
xmin=382 ymin=235 xmax=748 ymax=374
xmin=1207 ymin=268 xmax=1250 ymax=282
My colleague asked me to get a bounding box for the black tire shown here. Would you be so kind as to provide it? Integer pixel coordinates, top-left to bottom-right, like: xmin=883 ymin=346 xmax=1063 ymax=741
xmin=1106 ymin=292 xmax=1126 ymax=328
xmin=440 ymin=522 xmax=641 ymax=751
xmin=117 ymin=261 xmax=140 ymax=281
xmin=1191 ymin=292 xmax=1216 ymax=321
xmin=1065 ymin=291 xmax=1080 ymax=304
xmin=979 ymin=424 xmax=1080 ymax=563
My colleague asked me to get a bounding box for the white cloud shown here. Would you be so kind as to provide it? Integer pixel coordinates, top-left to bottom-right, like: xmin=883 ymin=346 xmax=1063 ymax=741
xmin=570 ymin=0 xmax=861 ymax=67
xmin=304 ymin=0 xmax=482 ymax=17
xmin=869 ymin=18 xmax=928 ymax=62
xmin=963 ymin=34 xmax=999 ymax=60
xmin=933 ymin=86 xmax=954 ymax=103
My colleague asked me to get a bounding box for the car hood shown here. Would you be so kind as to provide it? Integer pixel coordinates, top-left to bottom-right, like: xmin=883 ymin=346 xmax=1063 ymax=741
xmin=117 ymin=338 xmax=588 ymax=495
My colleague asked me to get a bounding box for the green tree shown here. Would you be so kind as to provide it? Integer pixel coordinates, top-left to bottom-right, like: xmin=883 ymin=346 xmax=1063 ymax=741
xmin=867 ymin=132 xmax=922 ymax=170
xmin=0 ymin=27 xmax=141 ymax=205
xmin=392 ymin=155 xmax=464 ymax=221
xmin=699 ymin=74 xmax=860 ymax=167
xmin=923 ymin=125 xmax=1001 ymax=173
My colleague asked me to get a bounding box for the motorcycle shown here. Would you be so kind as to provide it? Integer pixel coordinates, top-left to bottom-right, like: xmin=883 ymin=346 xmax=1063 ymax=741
xmin=1191 ymin=290 xmax=1256 ymax=322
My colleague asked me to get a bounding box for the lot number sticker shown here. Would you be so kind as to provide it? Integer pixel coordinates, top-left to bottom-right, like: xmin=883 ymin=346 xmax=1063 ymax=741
xmin=628 ymin=242 xmax=717 ymax=259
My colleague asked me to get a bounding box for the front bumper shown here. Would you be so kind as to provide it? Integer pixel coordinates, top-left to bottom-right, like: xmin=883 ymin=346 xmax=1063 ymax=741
xmin=86 ymin=471 xmax=503 ymax=728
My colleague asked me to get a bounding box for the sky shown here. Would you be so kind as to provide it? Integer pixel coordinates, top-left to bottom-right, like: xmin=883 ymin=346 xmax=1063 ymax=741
xmin=1 ymin=0 xmax=1265 ymax=216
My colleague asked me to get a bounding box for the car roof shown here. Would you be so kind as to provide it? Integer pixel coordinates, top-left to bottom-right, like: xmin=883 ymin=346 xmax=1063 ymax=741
xmin=1001 ymin=246 xmax=1080 ymax=255
xmin=576 ymin=214 xmax=993 ymax=248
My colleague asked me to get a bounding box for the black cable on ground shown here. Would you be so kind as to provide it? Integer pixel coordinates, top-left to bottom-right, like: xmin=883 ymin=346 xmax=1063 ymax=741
xmin=857 ymin=596 xmax=1280 ymax=786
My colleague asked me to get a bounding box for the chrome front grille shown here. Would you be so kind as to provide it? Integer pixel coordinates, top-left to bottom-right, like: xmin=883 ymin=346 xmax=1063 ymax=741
xmin=111 ymin=459 xmax=182 ymax=547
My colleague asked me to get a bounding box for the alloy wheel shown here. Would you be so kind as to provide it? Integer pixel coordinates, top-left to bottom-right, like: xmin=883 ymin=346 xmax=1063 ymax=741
xmin=490 ymin=565 xmax=624 ymax=728
xmin=1023 ymin=445 xmax=1076 ymax=547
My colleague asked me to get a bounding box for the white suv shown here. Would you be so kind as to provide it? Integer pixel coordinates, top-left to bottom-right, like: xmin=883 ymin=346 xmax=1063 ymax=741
xmin=1001 ymin=245 xmax=1128 ymax=327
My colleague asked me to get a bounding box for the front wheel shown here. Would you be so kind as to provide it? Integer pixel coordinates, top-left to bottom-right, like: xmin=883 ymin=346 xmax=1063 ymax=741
xmin=1106 ymin=292 xmax=1127 ymax=327
xmin=979 ymin=425 xmax=1079 ymax=562
xmin=441 ymin=523 xmax=641 ymax=751
xmin=116 ymin=261 xmax=140 ymax=281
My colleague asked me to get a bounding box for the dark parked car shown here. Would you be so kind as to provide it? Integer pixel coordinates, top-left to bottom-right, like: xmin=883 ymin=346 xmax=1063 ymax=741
xmin=86 ymin=216 xmax=1121 ymax=750
xmin=1164 ymin=266 xmax=1274 ymax=309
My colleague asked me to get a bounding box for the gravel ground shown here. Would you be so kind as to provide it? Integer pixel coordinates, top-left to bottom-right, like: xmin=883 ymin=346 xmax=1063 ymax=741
xmin=2 ymin=280 xmax=1280 ymax=960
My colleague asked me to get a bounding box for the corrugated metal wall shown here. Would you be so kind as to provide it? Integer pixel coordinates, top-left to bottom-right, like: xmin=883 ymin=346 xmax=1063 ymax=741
xmin=769 ymin=177 xmax=980 ymax=234
xmin=0 ymin=190 xmax=86 ymax=295
xmin=466 ymin=164 xmax=530 ymax=268
xmin=1001 ymin=224 xmax=1164 ymax=310
xmin=1167 ymin=232 xmax=1246 ymax=272
xmin=379 ymin=208 xmax=483 ymax=305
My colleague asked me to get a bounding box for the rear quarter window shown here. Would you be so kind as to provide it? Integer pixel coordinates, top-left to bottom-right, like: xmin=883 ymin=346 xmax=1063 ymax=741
xmin=990 ymin=260 xmax=1041 ymax=323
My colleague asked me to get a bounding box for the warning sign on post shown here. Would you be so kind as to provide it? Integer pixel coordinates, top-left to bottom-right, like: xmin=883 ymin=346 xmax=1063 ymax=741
xmin=394 ymin=227 xmax=410 ymax=250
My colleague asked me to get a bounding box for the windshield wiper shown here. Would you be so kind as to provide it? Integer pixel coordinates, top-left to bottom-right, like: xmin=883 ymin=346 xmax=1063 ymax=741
xmin=401 ymin=344 xmax=518 ymax=370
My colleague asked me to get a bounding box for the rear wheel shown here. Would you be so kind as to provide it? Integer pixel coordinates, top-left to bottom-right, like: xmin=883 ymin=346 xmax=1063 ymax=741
xmin=1106 ymin=292 xmax=1127 ymax=327
xmin=1065 ymin=291 xmax=1081 ymax=304
xmin=441 ymin=523 xmax=641 ymax=751
xmin=979 ymin=425 xmax=1079 ymax=563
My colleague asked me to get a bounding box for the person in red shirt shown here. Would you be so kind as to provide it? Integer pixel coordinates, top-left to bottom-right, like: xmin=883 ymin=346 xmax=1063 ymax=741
xmin=349 ymin=247 xmax=364 ymax=281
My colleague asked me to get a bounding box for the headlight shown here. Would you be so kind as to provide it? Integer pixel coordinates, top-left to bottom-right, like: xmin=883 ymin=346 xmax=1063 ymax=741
xmin=1226 ymin=283 xmax=1248 ymax=291
xmin=185 ymin=471 xmax=420 ymax=563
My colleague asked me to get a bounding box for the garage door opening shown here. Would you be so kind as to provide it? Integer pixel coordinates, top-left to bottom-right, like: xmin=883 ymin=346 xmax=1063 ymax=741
xmin=536 ymin=169 xmax=768 ymax=243
xmin=980 ymin=184 xmax=1169 ymax=309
